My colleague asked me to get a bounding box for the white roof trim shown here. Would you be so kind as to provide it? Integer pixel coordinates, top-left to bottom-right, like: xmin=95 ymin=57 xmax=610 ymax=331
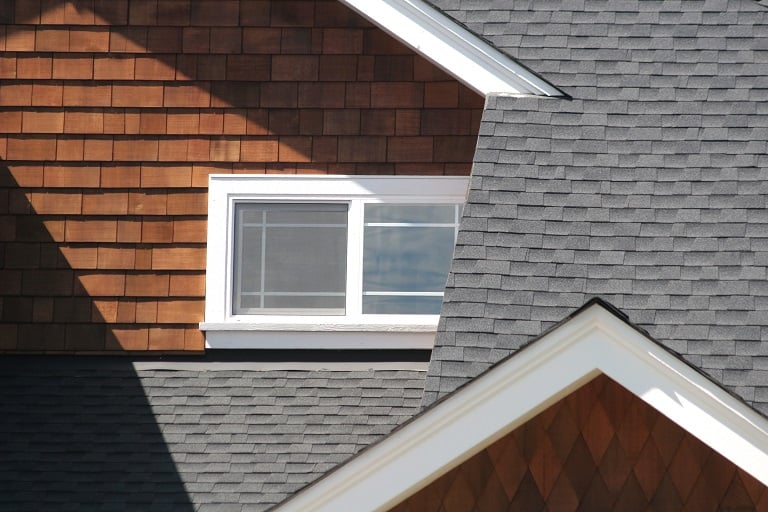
xmin=274 ymin=302 xmax=768 ymax=512
xmin=337 ymin=0 xmax=562 ymax=97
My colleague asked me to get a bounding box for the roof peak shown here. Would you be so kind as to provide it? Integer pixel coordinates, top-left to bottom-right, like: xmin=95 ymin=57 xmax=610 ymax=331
xmin=276 ymin=301 xmax=768 ymax=511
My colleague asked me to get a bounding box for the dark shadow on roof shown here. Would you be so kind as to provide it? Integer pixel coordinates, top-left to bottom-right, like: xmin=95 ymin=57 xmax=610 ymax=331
xmin=0 ymin=355 xmax=195 ymax=511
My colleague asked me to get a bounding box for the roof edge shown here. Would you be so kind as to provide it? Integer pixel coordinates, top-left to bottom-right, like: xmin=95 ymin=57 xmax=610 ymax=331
xmin=272 ymin=301 xmax=768 ymax=512
xmin=337 ymin=0 xmax=563 ymax=96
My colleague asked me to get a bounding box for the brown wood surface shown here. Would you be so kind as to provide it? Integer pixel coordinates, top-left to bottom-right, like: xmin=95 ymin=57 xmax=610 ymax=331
xmin=389 ymin=375 xmax=768 ymax=511
xmin=0 ymin=0 xmax=481 ymax=352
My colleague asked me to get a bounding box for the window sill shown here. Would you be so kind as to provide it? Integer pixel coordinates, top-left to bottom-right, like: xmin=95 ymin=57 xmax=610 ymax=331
xmin=199 ymin=318 xmax=439 ymax=349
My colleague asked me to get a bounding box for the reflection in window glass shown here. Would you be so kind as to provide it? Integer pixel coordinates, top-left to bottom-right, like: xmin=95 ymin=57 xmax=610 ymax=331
xmin=364 ymin=227 xmax=454 ymax=292
xmin=233 ymin=203 xmax=347 ymax=315
xmin=365 ymin=204 xmax=457 ymax=224
xmin=363 ymin=295 xmax=445 ymax=315
xmin=363 ymin=204 xmax=461 ymax=314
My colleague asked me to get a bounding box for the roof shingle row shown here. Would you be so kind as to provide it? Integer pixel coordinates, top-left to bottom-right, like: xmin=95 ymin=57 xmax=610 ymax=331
xmin=425 ymin=0 xmax=768 ymax=413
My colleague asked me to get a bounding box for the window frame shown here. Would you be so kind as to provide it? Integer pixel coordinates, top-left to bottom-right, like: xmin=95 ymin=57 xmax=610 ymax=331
xmin=201 ymin=175 xmax=469 ymax=349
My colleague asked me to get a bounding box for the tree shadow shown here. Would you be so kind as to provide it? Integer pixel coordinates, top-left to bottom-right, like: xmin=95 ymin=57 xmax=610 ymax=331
xmin=0 ymin=355 xmax=195 ymax=510
xmin=0 ymin=1 xmax=485 ymax=508
xmin=0 ymin=156 xmax=112 ymax=351
xmin=1 ymin=0 xmax=483 ymax=353
xmin=0 ymin=152 xmax=194 ymax=508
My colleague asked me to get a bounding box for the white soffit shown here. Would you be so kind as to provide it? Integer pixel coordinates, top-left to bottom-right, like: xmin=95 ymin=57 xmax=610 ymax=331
xmin=274 ymin=302 xmax=768 ymax=512
xmin=337 ymin=0 xmax=563 ymax=97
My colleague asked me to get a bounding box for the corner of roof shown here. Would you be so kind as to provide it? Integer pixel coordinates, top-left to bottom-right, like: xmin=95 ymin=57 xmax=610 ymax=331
xmin=336 ymin=0 xmax=564 ymax=97
xmin=431 ymin=297 xmax=762 ymax=419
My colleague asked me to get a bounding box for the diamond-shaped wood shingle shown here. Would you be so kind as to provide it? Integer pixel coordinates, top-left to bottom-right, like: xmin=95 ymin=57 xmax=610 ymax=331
xmin=388 ymin=375 xmax=767 ymax=511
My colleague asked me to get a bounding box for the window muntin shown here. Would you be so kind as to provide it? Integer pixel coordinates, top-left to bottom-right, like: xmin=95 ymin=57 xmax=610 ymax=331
xmin=232 ymin=203 xmax=348 ymax=315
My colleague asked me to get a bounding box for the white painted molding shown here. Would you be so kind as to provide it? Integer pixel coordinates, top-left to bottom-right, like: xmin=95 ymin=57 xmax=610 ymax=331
xmin=201 ymin=318 xmax=439 ymax=348
xmin=337 ymin=0 xmax=562 ymax=96
xmin=273 ymin=303 xmax=768 ymax=512
xmin=200 ymin=321 xmax=438 ymax=332
xmin=203 ymin=329 xmax=437 ymax=350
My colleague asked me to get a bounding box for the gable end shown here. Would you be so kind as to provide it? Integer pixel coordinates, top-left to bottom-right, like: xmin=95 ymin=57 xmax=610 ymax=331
xmin=274 ymin=302 xmax=768 ymax=512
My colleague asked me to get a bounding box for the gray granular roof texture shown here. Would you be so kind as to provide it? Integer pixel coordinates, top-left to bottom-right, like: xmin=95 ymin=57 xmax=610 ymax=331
xmin=424 ymin=0 xmax=768 ymax=411
xmin=0 ymin=358 xmax=424 ymax=512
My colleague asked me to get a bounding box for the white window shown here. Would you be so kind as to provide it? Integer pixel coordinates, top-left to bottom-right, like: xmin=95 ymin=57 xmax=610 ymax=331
xmin=201 ymin=175 xmax=469 ymax=349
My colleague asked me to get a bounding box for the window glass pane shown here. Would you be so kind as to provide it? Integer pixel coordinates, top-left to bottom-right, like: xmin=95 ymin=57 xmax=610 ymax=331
xmin=264 ymin=226 xmax=346 ymax=294
xmin=363 ymin=295 xmax=444 ymax=315
xmin=239 ymin=294 xmax=261 ymax=310
xmin=233 ymin=203 xmax=347 ymax=314
xmin=365 ymin=204 xmax=457 ymax=224
xmin=266 ymin=204 xmax=347 ymax=225
xmin=364 ymin=226 xmax=455 ymax=292
xmin=363 ymin=203 xmax=459 ymax=315
xmin=264 ymin=295 xmax=345 ymax=310
xmin=238 ymin=226 xmax=262 ymax=294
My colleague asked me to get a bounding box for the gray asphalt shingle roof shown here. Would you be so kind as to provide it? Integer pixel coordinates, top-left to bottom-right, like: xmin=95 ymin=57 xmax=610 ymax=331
xmin=423 ymin=0 xmax=768 ymax=411
xmin=6 ymin=1 xmax=768 ymax=509
xmin=0 ymin=357 xmax=424 ymax=511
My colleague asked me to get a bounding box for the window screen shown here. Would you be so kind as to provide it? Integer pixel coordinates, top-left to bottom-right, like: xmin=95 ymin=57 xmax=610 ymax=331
xmin=233 ymin=203 xmax=348 ymax=315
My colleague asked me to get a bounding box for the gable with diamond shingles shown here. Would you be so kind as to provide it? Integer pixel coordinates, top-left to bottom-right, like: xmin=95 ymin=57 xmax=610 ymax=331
xmin=272 ymin=301 xmax=768 ymax=512
xmin=393 ymin=375 xmax=768 ymax=511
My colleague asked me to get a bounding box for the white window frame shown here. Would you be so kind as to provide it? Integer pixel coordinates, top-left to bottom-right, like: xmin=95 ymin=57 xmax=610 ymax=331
xmin=200 ymin=175 xmax=469 ymax=349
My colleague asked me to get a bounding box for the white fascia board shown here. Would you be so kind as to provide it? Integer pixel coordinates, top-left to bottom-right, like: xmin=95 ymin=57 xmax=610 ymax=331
xmin=273 ymin=303 xmax=768 ymax=512
xmin=338 ymin=0 xmax=562 ymax=97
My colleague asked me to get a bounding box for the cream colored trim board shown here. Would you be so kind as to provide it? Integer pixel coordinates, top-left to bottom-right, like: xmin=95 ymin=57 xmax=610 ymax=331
xmin=273 ymin=303 xmax=768 ymax=512
xmin=338 ymin=0 xmax=562 ymax=96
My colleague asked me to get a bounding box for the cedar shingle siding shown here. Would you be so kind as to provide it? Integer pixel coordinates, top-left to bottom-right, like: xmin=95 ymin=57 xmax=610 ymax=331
xmin=0 ymin=0 xmax=482 ymax=352
xmin=390 ymin=375 xmax=768 ymax=511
